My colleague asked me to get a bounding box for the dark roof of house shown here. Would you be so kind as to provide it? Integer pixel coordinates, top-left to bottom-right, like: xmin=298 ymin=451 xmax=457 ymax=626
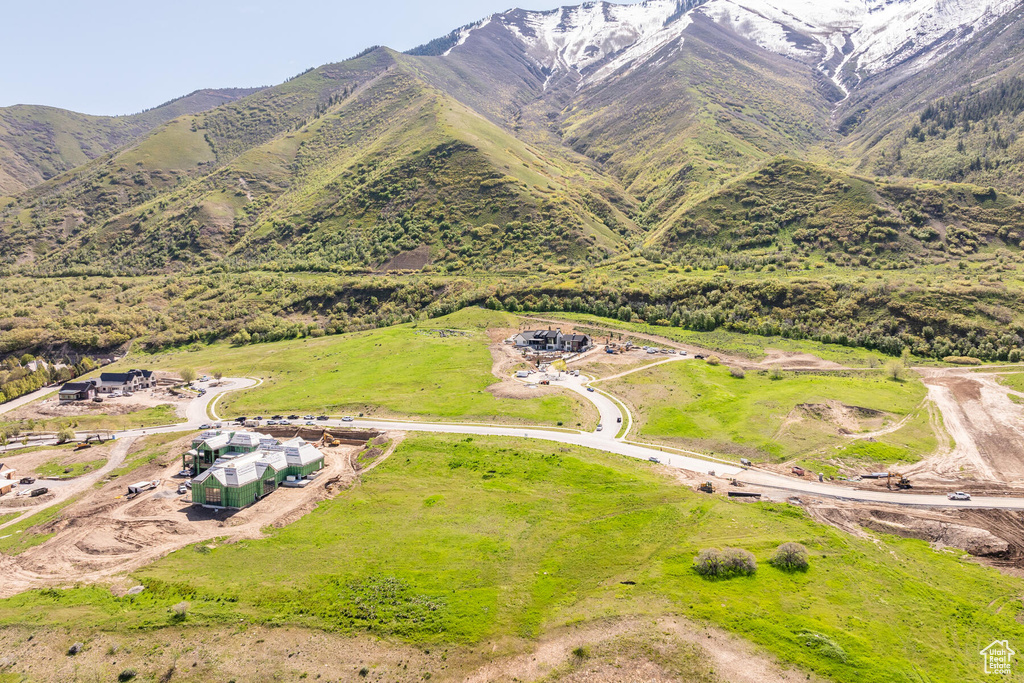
xmin=100 ymin=372 xmax=135 ymax=383
xmin=566 ymin=334 xmax=589 ymax=342
xmin=525 ymin=330 xmax=560 ymax=340
xmin=60 ymin=382 xmax=95 ymax=392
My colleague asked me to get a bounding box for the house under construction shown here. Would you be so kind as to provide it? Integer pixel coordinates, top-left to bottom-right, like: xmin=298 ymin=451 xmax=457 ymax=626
xmin=186 ymin=430 xmax=325 ymax=509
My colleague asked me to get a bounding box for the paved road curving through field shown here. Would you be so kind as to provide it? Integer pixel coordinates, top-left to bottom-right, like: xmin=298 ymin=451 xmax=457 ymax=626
xmin=5 ymin=371 xmax=1024 ymax=538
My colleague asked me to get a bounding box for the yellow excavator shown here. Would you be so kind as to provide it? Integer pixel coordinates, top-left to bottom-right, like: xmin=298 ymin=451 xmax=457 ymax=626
xmin=887 ymin=472 xmax=912 ymax=490
xmin=697 ymin=481 xmax=716 ymax=494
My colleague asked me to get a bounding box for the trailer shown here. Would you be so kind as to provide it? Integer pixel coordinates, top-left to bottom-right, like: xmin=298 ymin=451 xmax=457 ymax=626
xmin=30 ymin=487 xmax=48 ymax=497
xmin=728 ymin=491 xmax=762 ymax=499
xmin=127 ymin=480 xmax=159 ymax=496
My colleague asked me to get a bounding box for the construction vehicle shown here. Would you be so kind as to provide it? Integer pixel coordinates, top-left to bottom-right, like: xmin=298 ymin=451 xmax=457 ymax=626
xmin=730 ymin=478 xmax=743 ymax=487
xmin=697 ymin=481 xmax=716 ymax=494
xmin=887 ymin=472 xmax=912 ymax=490
xmin=74 ymin=434 xmax=106 ymax=451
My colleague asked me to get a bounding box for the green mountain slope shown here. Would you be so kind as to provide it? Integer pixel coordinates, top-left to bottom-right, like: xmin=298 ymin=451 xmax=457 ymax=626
xmin=0 ymin=88 xmax=261 ymax=195
xmin=658 ymin=158 xmax=1024 ymax=268
xmin=839 ymin=7 xmax=1024 ymax=193
xmin=0 ymin=50 xmax=635 ymax=273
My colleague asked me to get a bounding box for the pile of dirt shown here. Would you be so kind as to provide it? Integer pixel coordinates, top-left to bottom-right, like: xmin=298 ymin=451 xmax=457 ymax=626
xmin=792 ymin=401 xmax=886 ymax=434
xmin=804 ymin=500 xmax=1024 ymax=561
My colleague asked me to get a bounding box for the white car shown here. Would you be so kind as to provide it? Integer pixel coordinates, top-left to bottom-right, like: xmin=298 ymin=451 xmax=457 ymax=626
xmin=342 ymin=416 xmax=354 ymax=422
xmin=947 ymin=491 xmax=971 ymax=501
xmin=596 ymin=424 xmax=603 ymax=431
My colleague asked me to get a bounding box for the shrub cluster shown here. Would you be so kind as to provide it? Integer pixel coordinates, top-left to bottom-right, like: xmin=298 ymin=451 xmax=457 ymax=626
xmin=770 ymin=542 xmax=810 ymax=571
xmin=693 ymin=547 xmax=757 ymax=578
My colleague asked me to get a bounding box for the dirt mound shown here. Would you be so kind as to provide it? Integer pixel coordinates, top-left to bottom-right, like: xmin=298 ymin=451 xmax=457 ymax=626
xmin=760 ymin=349 xmax=844 ymax=370
xmin=793 ymin=401 xmax=885 ymax=434
xmin=805 ymin=500 xmax=1018 ymax=560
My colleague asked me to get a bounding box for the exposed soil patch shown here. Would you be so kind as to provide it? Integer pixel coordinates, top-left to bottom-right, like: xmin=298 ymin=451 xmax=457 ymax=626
xmin=758 ymin=349 xmax=844 ymax=370
xmin=0 ymin=429 xmax=390 ymax=598
xmin=379 ymin=243 xmax=431 ymax=272
xmin=911 ymin=367 xmax=1024 ymax=483
xmin=9 ymin=385 xmax=188 ymax=422
xmin=805 ymin=499 xmax=1024 ymax=569
xmin=0 ymin=617 xmax=822 ymax=683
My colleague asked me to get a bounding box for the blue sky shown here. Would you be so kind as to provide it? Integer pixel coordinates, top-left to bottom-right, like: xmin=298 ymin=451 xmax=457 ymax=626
xmin=0 ymin=0 xmax=592 ymax=116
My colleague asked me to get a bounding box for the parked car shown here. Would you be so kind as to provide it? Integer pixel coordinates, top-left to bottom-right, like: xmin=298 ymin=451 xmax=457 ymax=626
xmin=266 ymin=420 xmax=279 ymax=425
xmin=177 ymin=484 xmax=187 ymax=495
xmin=271 ymin=415 xmax=283 ymax=420
xmin=586 ymin=387 xmax=595 ymax=392
xmin=648 ymin=457 xmax=660 ymax=463
xmin=235 ymin=416 xmax=247 ymax=423
xmin=305 ymin=421 xmax=316 ymax=426
xmin=199 ymin=424 xmax=211 ymax=430
xmin=342 ymin=416 xmax=354 ymax=422
xmin=947 ymin=491 xmax=972 ymax=501
xmin=255 ymin=416 xmax=264 ymax=420
xmin=596 ymin=424 xmax=603 ymax=431
xmin=616 ymin=416 xmax=622 ymax=423
xmin=317 ymin=415 xmax=329 ymax=421
xmin=288 ymin=415 xmax=300 ymax=420
xmin=303 ymin=415 xmax=315 ymax=420
xmin=694 ymin=354 xmax=705 ymax=360
xmin=92 ymin=396 xmax=104 ymax=403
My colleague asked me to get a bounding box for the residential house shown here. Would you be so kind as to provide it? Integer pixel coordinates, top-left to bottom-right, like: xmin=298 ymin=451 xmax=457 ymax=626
xmin=562 ymin=333 xmax=591 ymax=353
xmin=0 ymin=464 xmax=14 ymax=496
xmin=513 ymin=329 xmax=564 ymax=351
xmin=58 ymin=380 xmax=97 ymax=402
xmin=96 ymin=369 xmax=155 ymax=395
xmin=512 ymin=329 xmax=592 ymax=353
xmin=187 ymin=431 xmax=326 ymax=509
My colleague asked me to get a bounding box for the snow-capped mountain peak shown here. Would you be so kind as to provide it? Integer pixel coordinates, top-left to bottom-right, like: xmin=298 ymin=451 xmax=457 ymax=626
xmin=442 ymin=0 xmax=1021 ymax=94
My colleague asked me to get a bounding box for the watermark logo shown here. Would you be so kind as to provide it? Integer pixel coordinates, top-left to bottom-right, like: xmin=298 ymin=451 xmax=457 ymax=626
xmin=981 ymin=640 xmax=1015 ymax=675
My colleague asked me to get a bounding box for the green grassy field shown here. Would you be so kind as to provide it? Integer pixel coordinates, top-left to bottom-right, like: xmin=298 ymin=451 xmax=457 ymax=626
xmin=35 ymin=456 xmax=106 ymax=479
xmin=994 ymin=372 xmax=1024 ymax=393
xmin=0 ymin=496 xmax=79 ymax=555
xmin=1 ymin=404 xmax=182 ymax=436
xmin=0 ymin=433 xmax=1019 ymax=682
xmin=107 ymin=432 xmax=187 ymax=480
xmin=122 ymin=309 xmax=592 ymax=427
xmin=605 ymin=361 xmax=929 ymax=463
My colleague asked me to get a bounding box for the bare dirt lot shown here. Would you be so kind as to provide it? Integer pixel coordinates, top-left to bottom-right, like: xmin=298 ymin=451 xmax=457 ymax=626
xmin=0 ymin=443 xmax=110 ymax=492
xmin=910 ymin=367 xmax=1024 ymax=484
xmin=7 ymin=385 xmax=189 ymax=422
xmin=0 ymin=616 xmax=823 ymax=683
xmin=0 ymin=432 xmax=372 ymax=599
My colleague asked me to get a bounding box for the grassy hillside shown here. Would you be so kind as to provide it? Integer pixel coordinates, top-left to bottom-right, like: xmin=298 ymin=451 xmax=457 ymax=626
xmin=114 ymin=308 xmax=593 ymax=427
xmin=2 ymin=433 xmax=1021 ymax=682
xmin=603 ymin=361 xmax=929 ymax=463
xmin=0 ymin=89 xmax=261 ymax=195
xmin=658 ymin=159 xmax=1024 ymax=268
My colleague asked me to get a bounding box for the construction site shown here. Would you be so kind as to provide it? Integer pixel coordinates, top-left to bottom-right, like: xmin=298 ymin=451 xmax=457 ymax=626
xmin=0 ymin=426 xmax=397 ymax=598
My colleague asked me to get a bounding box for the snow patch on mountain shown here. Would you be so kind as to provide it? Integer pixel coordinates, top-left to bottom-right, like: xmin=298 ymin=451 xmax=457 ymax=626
xmin=442 ymin=0 xmax=1021 ymax=93
xmin=695 ymin=0 xmax=1020 ymax=89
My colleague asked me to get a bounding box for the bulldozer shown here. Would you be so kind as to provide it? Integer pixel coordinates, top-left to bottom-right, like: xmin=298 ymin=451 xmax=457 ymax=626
xmin=697 ymin=481 xmax=716 ymax=494
xmin=887 ymin=472 xmax=912 ymax=490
